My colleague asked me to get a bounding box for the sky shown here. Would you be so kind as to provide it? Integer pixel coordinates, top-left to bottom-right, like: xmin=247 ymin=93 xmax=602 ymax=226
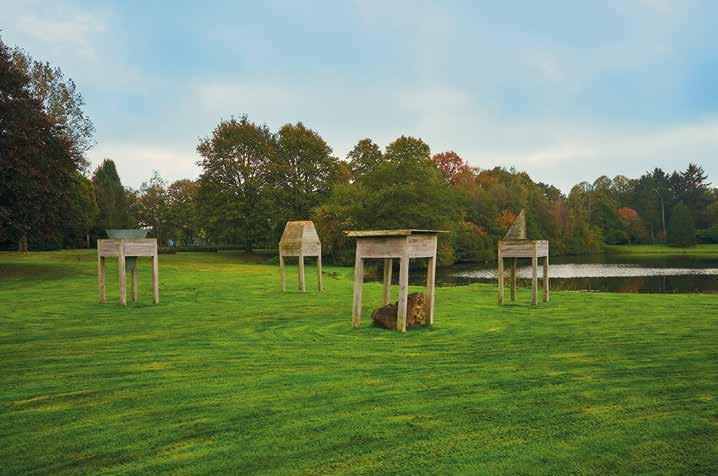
xmin=2 ymin=0 xmax=717 ymax=192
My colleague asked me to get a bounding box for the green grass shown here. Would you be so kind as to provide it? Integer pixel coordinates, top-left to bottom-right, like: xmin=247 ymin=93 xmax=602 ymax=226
xmin=1 ymin=250 xmax=717 ymax=474
xmin=606 ymin=243 xmax=718 ymax=256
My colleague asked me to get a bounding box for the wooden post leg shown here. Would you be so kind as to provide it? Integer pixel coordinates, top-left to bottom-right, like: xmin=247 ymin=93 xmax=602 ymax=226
xmin=279 ymin=250 xmax=286 ymax=292
xmin=118 ymin=246 xmax=127 ymax=306
xmin=98 ymin=255 xmax=106 ymax=304
xmin=131 ymin=265 xmax=138 ymax=303
xmin=531 ymin=243 xmax=538 ymax=305
xmin=382 ymin=258 xmax=393 ymax=305
xmin=543 ymin=255 xmax=549 ymax=303
xmin=510 ymin=258 xmax=517 ymax=302
xmin=397 ymin=242 xmax=409 ymax=333
xmin=152 ymin=253 xmax=159 ymax=304
xmin=497 ymin=246 xmax=504 ymax=304
xmin=298 ymin=251 xmax=305 ymax=292
xmin=352 ymin=251 xmax=364 ymax=328
xmin=317 ymin=251 xmax=323 ymax=292
xmin=426 ymin=254 xmax=436 ymax=327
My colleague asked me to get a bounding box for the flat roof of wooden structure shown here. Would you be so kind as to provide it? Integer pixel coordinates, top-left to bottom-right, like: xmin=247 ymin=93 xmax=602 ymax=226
xmin=345 ymin=229 xmax=448 ymax=238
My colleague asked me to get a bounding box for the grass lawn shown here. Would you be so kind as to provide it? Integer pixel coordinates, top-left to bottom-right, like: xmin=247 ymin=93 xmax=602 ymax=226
xmin=605 ymin=243 xmax=718 ymax=256
xmin=1 ymin=250 xmax=717 ymax=474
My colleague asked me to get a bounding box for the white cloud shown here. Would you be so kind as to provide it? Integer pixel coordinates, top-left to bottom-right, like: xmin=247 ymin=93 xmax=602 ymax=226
xmin=191 ymin=76 xmax=718 ymax=194
xmin=1 ymin=0 xmax=148 ymax=90
xmin=87 ymin=142 xmax=201 ymax=189
xmin=461 ymin=119 xmax=718 ymax=191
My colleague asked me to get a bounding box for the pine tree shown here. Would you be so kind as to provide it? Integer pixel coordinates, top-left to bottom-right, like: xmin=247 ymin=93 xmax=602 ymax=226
xmin=667 ymin=202 xmax=696 ymax=247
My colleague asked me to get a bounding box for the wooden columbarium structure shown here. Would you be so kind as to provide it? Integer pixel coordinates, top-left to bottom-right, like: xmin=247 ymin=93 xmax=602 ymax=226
xmin=497 ymin=210 xmax=549 ymax=305
xmin=279 ymin=221 xmax=323 ymax=292
xmin=97 ymin=235 xmax=159 ymax=306
xmin=345 ymin=229 xmax=446 ymax=332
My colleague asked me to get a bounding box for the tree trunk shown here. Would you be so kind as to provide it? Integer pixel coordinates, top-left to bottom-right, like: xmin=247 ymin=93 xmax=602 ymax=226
xmin=18 ymin=233 xmax=28 ymax=252
xmin=245 ymin=228 xmax=252 ymax=253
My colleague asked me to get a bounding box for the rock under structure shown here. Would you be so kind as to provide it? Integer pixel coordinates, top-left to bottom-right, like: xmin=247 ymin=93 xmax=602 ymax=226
xmin=371 ymin=292 xmax=427 ymax=329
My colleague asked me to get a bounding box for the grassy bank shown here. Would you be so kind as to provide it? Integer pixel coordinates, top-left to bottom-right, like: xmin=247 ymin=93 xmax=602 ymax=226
xmin=605 ymin=243 xmax=718 ymax=256
xmin=1 ymin=250 xmax=716 ymax=474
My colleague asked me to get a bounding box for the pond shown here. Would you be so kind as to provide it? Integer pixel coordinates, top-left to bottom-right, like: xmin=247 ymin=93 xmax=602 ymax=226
xmin=435 ymin=253 xmax=718 ymax=293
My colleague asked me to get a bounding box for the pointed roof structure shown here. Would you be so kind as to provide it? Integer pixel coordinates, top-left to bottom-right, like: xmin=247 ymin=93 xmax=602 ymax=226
xmin=503 ymin=209 xmax=526 ymax=240
xmin=279 ymin=220 xmax=321 ymax=256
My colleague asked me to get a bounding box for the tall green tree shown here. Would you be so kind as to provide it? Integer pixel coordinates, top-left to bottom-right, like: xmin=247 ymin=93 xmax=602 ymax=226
xmin=271 ymin=122 xmax=340 ymax=227
xmin=92 ymin=159 xmax=130 ymax=234
xmin=65 ymin=174 xmax=99 ymax=248
xmin=0 ymin=37 xmax=85 ymax=251
xmin=384 ymin=135 xmax=431 ymax=164
xmin=314 ymin=136 xmax=462 ymax=264
xmin=136 ymin=171 xmax=168 ymax=243
xmin=667 ymin=201 xmax=696 ymax=247
xmin=11 ymin=47 xmax=95 ymax=167
xmin=671 ymin=163 xmax=711 ymax=228
xmin=197 ymin=116 xmax=275 ymax=249
xmin=346 ymin=138 xmax=383 ymax=179
xmin=166 ymin=179 xmax=199 ymax=245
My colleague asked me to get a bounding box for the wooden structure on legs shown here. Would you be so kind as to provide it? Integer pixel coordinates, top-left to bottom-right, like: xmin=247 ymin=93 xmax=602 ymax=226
xmin=279 ymin=221 xmax=322 ymax=292
xmin=345 ymin=229 xmax=447 ymax=332
xmin=98 ymin=238 xmax=159 ymax=306
xmin=497 ymin=210 xmax=549 ymax=305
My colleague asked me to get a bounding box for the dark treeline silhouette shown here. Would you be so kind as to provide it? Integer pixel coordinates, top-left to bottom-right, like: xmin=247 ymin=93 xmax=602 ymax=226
xmin=2 ymin=37 xmax=717 ymax=260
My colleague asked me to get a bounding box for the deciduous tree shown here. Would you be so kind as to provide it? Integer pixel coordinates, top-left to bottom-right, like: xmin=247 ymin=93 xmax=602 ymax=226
xmin=271 ymin=122 xmax=340 ymax=227
xmin=197 ymin=116 xmax=275 ymax=249
xmin=346 ymin=138 xmax=383 ymax=179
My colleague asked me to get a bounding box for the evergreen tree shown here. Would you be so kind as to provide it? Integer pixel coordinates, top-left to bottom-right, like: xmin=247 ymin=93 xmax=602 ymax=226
xmin=92 ymin=159 xmax=130 ymax=235
xmin=667 ymin=202 xmax=696 ymax=247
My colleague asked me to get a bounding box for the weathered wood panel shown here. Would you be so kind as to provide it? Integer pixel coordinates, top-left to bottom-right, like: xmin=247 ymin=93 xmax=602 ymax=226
xmin=346 ymin=229 xmax=447 ymax=237
xmin=543 ymin=255 xmax=550 ymax=303
xmin=382 ymin=258 xmax=392 ymax=305
xmin=118 ymin=243 xmax=127 ymax=306
xmin=152 ymin=254 xmax=159 ymax=304
xmin=123 ymin=240 xmax=156 ymax=256
xmin=98 ymin=240 xmax=121 ymax=257
xmin=408 ymin=235 xmax=437 ymax=258
xmin=531 ymin=242 xmax=538 ymax=305
xmin=352 ymin=253 xmax=363 ymax=328
xmin=426 ymin=255 xmax=436 ymax=326
xmin=499 ymin=240 xmax=549 ymax=257
xmin=504 ymin=209 xmax=527 ymax=240
xmin=279 ymin=221 xmax=321 ymax=256
xmin=279 ymin=251 xmax=286 ymax=292
xmin=356 ymin=236 xmax=407 ymax=258
xmin=281 ymin=242 xmax=320 ymax=256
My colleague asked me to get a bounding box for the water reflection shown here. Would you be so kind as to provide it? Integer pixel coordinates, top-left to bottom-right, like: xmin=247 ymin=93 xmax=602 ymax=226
xmin=434 ymin=254 xmax=718 ymax=294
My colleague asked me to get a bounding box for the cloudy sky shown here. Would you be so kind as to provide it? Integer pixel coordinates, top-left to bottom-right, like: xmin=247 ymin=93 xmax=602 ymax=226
xmin=2 ymin=0 xmax=716 ymax=191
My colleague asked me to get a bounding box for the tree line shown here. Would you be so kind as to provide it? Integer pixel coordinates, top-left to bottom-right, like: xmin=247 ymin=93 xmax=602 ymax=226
xmin=2 ymin=37 xmax=717 ymax=259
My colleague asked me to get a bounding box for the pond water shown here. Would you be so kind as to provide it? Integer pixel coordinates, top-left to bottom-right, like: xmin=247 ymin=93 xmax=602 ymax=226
xmin=435 ymin=254 xmax=718 ymax=293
